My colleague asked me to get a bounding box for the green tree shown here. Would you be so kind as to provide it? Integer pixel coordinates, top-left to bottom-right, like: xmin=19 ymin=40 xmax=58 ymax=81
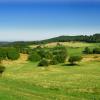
xmin=37 ymin=49 xmax=46 ymax=58
xmin=0 ymin=48 xmax=7 ymax=60
xmin=53 ymin=45 xmax=67 ymax=63
xmin=93 ymin=48 xmax=100 ymax=54
xmin=50 ymin=56 xmax=59 ymax=65
xmin=44 ymin=51 xmax=53 ymax=59
xmin=7 ymin=48 xmax=20 ymax=60
xmin=83 ymin=47 xmax=92 ymax=54
xmin=38 ymin=59 xmax=49 ymax=67
xmin=28 ymin=52 xmax=41 ymax=62
xmin=68 ymin=56 xmax=82 ymax=65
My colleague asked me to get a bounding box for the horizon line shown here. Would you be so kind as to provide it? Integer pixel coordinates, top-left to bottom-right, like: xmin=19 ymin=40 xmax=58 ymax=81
xmin=0 ymin=33 xmax=98 ymax=42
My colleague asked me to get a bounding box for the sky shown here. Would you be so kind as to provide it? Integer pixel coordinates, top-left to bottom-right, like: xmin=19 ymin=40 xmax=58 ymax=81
xmin=0 ymin=0 xmax=100 ymax=41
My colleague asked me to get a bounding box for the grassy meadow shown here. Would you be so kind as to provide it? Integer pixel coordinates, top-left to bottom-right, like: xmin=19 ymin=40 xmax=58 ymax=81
xmin=0 ymin=42 xmax=100 ymax=100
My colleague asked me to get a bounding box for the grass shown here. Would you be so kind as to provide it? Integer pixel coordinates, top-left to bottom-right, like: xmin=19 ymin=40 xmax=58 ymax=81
xmin=0 ymin=59 xmax=100 ymax=100
xmin=0 ymin=42 xmax=100 ymax=100
xmin=30 ymin=42 xmax=93 ymax=48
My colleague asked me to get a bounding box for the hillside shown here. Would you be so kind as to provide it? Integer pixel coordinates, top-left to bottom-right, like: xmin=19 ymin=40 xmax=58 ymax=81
xmin=0 ymin=53 xmax=100 ymax=100
xmin=41 ymin=34 xmax=100 ymax=43
xmin=0 ymin=34 xmax=100 ymax=48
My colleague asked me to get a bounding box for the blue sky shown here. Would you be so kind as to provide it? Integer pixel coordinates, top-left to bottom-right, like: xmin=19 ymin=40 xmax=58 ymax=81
xmin=0 ymin=0 xmax=100 ymax=41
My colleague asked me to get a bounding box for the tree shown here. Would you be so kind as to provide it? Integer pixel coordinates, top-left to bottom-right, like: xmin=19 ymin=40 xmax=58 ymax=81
xmin=0 ymin=48 xmax=7 ymax=60
xmin=38 ymin=59 xmax=49 ymax=67
xmin=28 ymin=52 xmax=41 ymax=62
xmin=93 ymin=48 xmax=100 ymax=54
xmin=50 ymin=57 xmax=59 ymax=65
xmin=83 ymin=47 xmax=92 ymax=54
xmin=7 ymin=48 xmax=20 ymax=60
xmin=53 ymin=45 xmax=68 ymax=63
xmin=37 ymin=49 xmax=46 ymax=58
xmin=68 ymin=56 xmax=82 ymax=65
xmin=0 ymin=65 xmax=5 ymax=76
xmin=44 ymin=51 xmax=53 ymax=59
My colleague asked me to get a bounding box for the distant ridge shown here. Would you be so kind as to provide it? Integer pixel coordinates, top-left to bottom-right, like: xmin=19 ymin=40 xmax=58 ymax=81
xmin=41 ymin=34 xmax=100 ymax=43
xmin=0 ymin=34 xmax=100 ymax=47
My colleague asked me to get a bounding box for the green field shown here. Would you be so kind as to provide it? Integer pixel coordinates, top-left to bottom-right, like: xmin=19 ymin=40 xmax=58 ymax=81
xmin=0 ymin=42 xmax=100 ymax=100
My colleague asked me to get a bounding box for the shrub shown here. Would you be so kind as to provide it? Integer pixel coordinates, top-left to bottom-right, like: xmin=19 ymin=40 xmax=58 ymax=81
xmin=28 ymin=52 xmax=41 ymax=62
xmin=0 ymin=65 xmax=5 ymax=75
xmin=19 ymin=48 xmax=30 ymax=54
xmin=53 ymin=46 xmax=67 ymax=63
xmin=50 ymin=57 xmax=59 ymax=65
xmin=7 ymin=48 xmax=20 ymax=60
xmin=44 ymin=51 xmax=53 ymax=59
xmin=83 ymin=47 xmax=92 ymax=54
xmin=93 ymin=48 xmax=100 ymax=54
xmin=53 ymin=50 xmax=67 ymax=63
xmin=37 ymin=49 xmax=53 ymax=60
xmin=38 ymin=59 xmax=49 ymax=67
xmin=0 ymin=48 xmax=7 ymax=60
xmin=37 ymin=49 xmax=46 ymax=58
xmin=68 ymin=56 xmax=82 ymax=65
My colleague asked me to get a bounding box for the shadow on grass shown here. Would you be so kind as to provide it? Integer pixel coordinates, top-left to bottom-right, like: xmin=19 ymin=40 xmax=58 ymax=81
xmin=62 ymin=63 xmax=80 ymax=66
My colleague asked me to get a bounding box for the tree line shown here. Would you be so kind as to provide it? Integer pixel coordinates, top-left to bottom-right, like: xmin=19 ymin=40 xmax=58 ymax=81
xmin=41 ymin=34 xmax=100 ymax=43
xmin=83 ymin=47 xmax=100 ymax=54
xmin=0 ymin=34 xmax=100 ymax=48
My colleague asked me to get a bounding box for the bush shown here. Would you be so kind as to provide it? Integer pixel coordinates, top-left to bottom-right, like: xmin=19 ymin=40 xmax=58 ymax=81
xmin=19 ymin=48 xmax=30 ymax=54
xmin=38 ymin=59 xmax=49 ymax=67
xmin=7 ymin=48 xmax=20 ymax=60
xmin=93 ymin=48 xmax=100 ymax=54
xmin=0 ymin=65 xmax=5 ymax=75
xmin=37 ymin=49 xmax=53 ymax=60
xmin=37 ymin=49 xmax=46 ymax=58
xmin=28 ymin=52 xmax=41 ymax=62
xmin=68 ymin=56 xmax=82 ymax=65
xmin=0 ymin=48 xmax=7 ymax=60
xmin=83 ymin=47 xmax=92 ymax=54
xmin=54 ymin=50 xmax=67 ymax=63
xmin=44 ymin=51 xmax=53 ymax=59
xmin=50 ymin=57 xmax=59 ymax=65
xmin=53 ymin=46 xmax=67 ymax=63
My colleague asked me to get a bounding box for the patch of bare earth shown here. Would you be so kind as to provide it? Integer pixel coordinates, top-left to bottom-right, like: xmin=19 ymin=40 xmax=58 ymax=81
xmin=82 ymin=54 xmax=100 ymax=62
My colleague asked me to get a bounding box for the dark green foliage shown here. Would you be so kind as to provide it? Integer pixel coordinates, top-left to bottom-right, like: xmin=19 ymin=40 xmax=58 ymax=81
xmin=37 ymin=49 xmax=46 ymax=58
xmin=83 ymin=47 xmax=93 ymax=54
xmin=50 ymin=57 xmax=59 ymax=65
xmin=93 ymin=48 xmax=100 ymax=54
xmin=83 ymin=47 xmax=100 ymax=54
xmin=41 ymin=34 xmax=100 ymax=43
xmin=0 ymin=65 xmax=5 ymax=75
xmin=0 ymin=34 xmax=99 ymax=47
xmin=53 ymin=45 xmax=67 ymax=63
xmin=7 ymin=48 xmax=20 ymax=60
xmin=0 ymin=48 xmax=7 ymax=60
xmin=28 ymin=52 xmax=41 ymax=62
xmin=38 ymin=59 xmax=49 ymax=67
xmin=68 ymin=56 xmax=82 ymax=65
xmin=37 ymin=49 xmax=53 ymax=59
xmin=44 ymin=51 xmax=53 ymax=59
xmin=19 ymin=48 xmax=31 ymax=54
xmin=36 ymin=45 xmax=42 ymax=49
xmin=54 ymin=52 xmax=67 ymax=63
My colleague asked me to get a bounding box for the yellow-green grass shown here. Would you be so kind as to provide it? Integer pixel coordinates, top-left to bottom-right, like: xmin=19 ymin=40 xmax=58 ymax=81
xmin=29 ymin=42 xmax=99 ymax=48
xmin=0 ymin=59 xmax=100 ymax=100
xmin=45 ymin=42 xmax=92 ymax=48
xmin=0 ymin=42 xmax=100 ymax=100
